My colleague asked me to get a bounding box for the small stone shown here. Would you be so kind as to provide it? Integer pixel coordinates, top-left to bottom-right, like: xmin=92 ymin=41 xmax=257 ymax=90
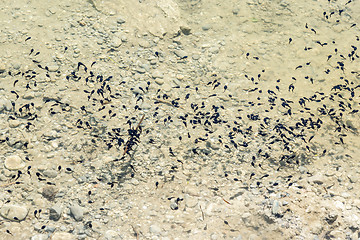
xmin=111 ymin=38 xmax=122 ymax=48
xmin=174 ymin=49 xmax=188 ymax=59
xmin=104 ymin=230 xmax=120 ymax=240
xmin=138 ymin=39 xmax=150 ymax=48
xmin=232 ymin=8 xmax=240 ymax=15
xmin=8 ymin=119 xmax=21 ymax=128
xmin=170 ymin=202 xmax=179 ymax=210
xmin=31 ymin=234 xmax=49 ymax=240
xmin=241 ymin=212 xmax=251 ymax=223
xmin=47 ymin=64 xmax=59 ymax=72
xmin=272 ymin=200 xmax=281 ymax=215
xmin=234 ymin=235 xmax=242 ymax=240
xmin=184 ymin=194 xmax=198 ymax=208
xmin=348 ymin=174 xmax=358 ymax=183
xmin=180 ymin=26 xmax=191 ymax=35
xmin=116 ymin=17 xmax=126 ymax=24
xmin=149 ymin=224 xmax=161 ymax=234
xmin=202 ymin=24 xmax=212 ymax=31
xmin=69 ymin=204 xmax=84 ymax=221
xmin=135 ymin=67 xmax=146 ymax=74
xmin=23 ymin=92 xmax=35 ymax=99
xmin=0 ymin=204 xmax=28 ymax=221
xmin=0 ymin=63 xmax=5 ymax=73
xmin=151 ymin=70 xmax=164 ymax=79
xmin=325 ymin=212 xmax=338 ymax=224
xmin=49 ymin=205 xmax=62 ymax=221
xmin=192 ymin=54 xmax=200 ymax=60
xmin=43 ymin=170 xmax=58 ymax=178
xmin=42 ymin=186 xmax=58 ymax=201
xmin=51 ymin=232 xmax=76 ymax=240
xmin=184 ymin=186 xmax=200 ymax=197
xmin=308 ymin=174 xmax=324 ymax=185
xmin=334 ymin=200 xmax=344 ymax=210
xmin=4 ymin=155 xmax=25 ymax=170
xmin=155 ymin=78 xmax=164 ymax=85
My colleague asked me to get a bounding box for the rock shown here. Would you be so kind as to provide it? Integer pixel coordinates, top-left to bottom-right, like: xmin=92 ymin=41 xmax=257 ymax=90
xmin=69 ymin=204 xmax=84 ymax=221
xmin=23 ymin=92 xmax=35 ymax=100
xmin=104 ymin=230 xmax=121 ymax=240
xmin=232 ymin=8 xmax=240 ymax=15
xmin=202 ymin=24 xmax=212 ymax=31
xmin=0 ymin=98 xmax=12 ymax=112
xmin=348 ymin=174 xmax=358 ymax=183
xmin=192 ymin=54 xmax=200 ymax=60
xmin=138 ymin=39 xmax=150 ymax=48
xmin=149 ymin=224 xmax=161 ymax=234
xmin=241 ymin=212 xmax=251 ymax=224
xmin=4 ymin=155 xmax=25 ymax=170
xmin=151 ymin=69 xmax=164 ymax=79
xmin=334 ymin=200 xmax=344 ymax=210
xmin=174 ymin=49 xmax=188 ymax=59
xmin=31 ymin=234 xmax=49 ymax=240
xmin=111 ymin=38 xmax=122 ymax=48
xmin=325 ymin=212 xmax=338 ymax=224
xmin=308 ymin=174 xmax=324 ymax=185
xmin=170 ymin=202 xmax=178 ymax=210
xmin=47 ymin=64 xmax=59 ymax=72
xmin=116 ymin=17 xmax=126 ymax=24
xmin=43 ymin=170 xmax=58 ymax=178
xmin=272 ymin=200 xmax=281 ymax=215
xmin=155 ymin=78 xmax=164 ymax=85
xmin=42 ymin=186 xmax=58 ymax=201
xmin=180 ymin=26 xmax=191 ymax=35
xmin=8 ymin=119 xmax=21 ymax=128
xmin=184 ymin=186 xmax=200 ymax=197
xmin=51 ymin=232 xmax=76 ymax=240
xmin=234 ymin=235 xmax=242 ymax=240
xmin=184 ymin=194 xmax=198 ymax=208
xmin=49 ymin=205 xmax=62 ymax=221
xmin=0 ymin=204 xmax=28 ymax=221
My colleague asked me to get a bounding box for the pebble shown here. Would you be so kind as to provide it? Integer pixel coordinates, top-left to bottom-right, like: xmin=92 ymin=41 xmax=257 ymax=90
xmin=111 ymin=38 xmax=122 ymax=48
xmin=0 ymin=99 xmax=8 ymax=112
xmin=149 ymin=224 xmax=162 ymax=234
xmin=4 ymin=155 xmax=26 ymax=170
xmin=31 ymin=234 xmax=49 ymax=240
xmin=51 ymin=232 xmax=76 ymax=240
xmin=42 ymin=186 xmax=58 ymax=201
xmin=0 ymin=204 xmax=28 ymax=221
xmin=43 ymin=169 xmax=58 ymax=178
xmin=242 ymin=212 xmax=251 ymax=223
xmin=23 ymin=92 xmax=35 ymax=99
xmin=155 ymin=78 xmax=164 ymax=85
xmin=49 ymin=205 xmax=62 ymax=221
xmin=202 ymin=24 xmax=212 ymax=31
xmin=334 ymin=200 xmax=344 ymax=210
xmin=116 ymin=17 xmax=126 ymax=24
xmin=192 ymin=54 xmax=200 ymax=60
xmin=47 ymin=64 xmax=59 ymax=72
xmin=151 ymin=69 xmax=164 ymax=79
xmin=184 ymin=194 xmax=198 ymax=208
xmin=180 ymin=25 xmax=191 ymax=35
xmin=138 ymin=39 xmax=150 ymax=48
xmin=308 ymin=174 xmax=324 ymax=185
xmin=347 ymin=174 xmax=358 ymax=183
xmin=8 ymin=119 xmax=21 ymax=128
xmin=174 ymin=49 xmax=188 ymax=59
xmin=272 ymin=200 xmax=281 ymax=215
xmin=170 ymin=202 xmax=179 ymax=210
xmin=69 ymin=204 xmax=84 ymax=221
xmin=325 ymin=212 xmax=338 ymax=224
xmin=104 ymin=230 xmax=120 ymax=240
